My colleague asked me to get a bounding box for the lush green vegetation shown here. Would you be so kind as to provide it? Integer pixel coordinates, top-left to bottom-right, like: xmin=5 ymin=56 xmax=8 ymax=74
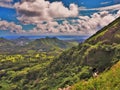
xmin=72 ymin=61 xmax=120 ymax=90
xmin=0 ymin=17 xmax=120 ymax=90
xmin=0 ymin=52 xmax=55 ymax=90
xmin=0 ymin=37 xmax=78 ymax=90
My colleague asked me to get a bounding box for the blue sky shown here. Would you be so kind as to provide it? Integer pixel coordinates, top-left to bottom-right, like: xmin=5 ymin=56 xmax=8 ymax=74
xmin=0 ymin=7 xmax=17 ymax=22
xmin=0 ymin=0 xmax=120 ymax=36
xmin=62 ymin=0 xmax=114 ymax=8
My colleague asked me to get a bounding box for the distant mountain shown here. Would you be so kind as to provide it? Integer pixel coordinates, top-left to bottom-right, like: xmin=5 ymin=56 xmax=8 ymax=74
xmin=0 ymin=37 xmax=78 ymax=54
xmin=13 ymin=36 xmax=31 ymax=46
xmin=0 ymin=37 xmax=13 ymax=46
xmin=16 ymin=36 xmax=30 ymax=41
xmin=24 ymin=37 xmax=78 ymax=52
xmin=0 ymin=38 xmax=15 ymax=54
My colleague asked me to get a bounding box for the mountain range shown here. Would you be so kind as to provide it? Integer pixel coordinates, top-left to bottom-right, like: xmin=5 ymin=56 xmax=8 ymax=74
xmin=0 ymin=37 xmax=78 ymax=54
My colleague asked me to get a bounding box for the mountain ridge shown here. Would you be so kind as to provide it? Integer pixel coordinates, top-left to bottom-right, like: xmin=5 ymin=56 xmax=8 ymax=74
xmin=0 ymin=37 xmax=78 ymax=54
xmin=86 ymin=17 xmax=120 ymax=44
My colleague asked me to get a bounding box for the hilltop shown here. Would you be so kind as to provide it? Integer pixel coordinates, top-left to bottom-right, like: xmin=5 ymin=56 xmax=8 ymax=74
xmin=25 ymin=37 xmax=77 ymax=52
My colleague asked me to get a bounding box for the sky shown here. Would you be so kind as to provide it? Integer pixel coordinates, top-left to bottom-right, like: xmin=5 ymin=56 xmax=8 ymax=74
xmin=0 ymin=0 xmax=120 ymax=36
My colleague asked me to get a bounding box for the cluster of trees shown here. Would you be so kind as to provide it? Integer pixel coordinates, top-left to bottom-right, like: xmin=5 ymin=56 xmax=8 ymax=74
xmin=0 ymin=52 xmax=55 ymax=90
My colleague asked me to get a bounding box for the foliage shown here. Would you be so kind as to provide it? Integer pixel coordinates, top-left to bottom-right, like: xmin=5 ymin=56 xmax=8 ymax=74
xmin=72 ymin=61 xmax=120 ymax=90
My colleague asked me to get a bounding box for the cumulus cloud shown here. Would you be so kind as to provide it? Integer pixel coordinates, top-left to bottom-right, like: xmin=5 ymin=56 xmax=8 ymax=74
xmin=27 ymin=10 xmax=120 ymax=35
xmin=14 ymin=0 xmax=78 ymax=24
xmin=0 ymin=20 xmax=25 ymax=33
xmin=1 ymin=0 xmax=119 ymax=35
xmin=0 ymin=0 xmax=13 ymax=8
xmin=77 ymin=10 xmax=119 ymax=35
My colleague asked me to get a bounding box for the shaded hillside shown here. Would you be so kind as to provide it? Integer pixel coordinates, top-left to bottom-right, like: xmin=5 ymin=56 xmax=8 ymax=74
xmin=0 ymin=38 xmax=15 ymax=54
xmin=0 ymin=38 xmax=14 ymax=46
xmin=72 ymin=61 xmax=120 ymax=90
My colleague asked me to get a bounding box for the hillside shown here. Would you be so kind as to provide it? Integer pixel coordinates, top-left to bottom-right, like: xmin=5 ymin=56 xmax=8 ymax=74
xmin=72 ymin=61 xmax=120 ymax=90
xmin=38 ymin=17 xmax=120 ymax=89
xmin=0 ymin=37 xmax=77 ymax=90
xmin=0 ymin=17 xmax=119 ymax=90
xmin=0 ymin=38 xmax=15 ymax=54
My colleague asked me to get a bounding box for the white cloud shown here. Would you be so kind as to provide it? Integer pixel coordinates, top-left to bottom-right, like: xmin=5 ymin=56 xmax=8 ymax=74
xmin=117 ymin=10 xmax=120 ymax=16
xmin=48 ymin=3 xmax=78 ymax=18
xmin=0 ymin=0 xmax=13 ymax=8
xmin=77 ymin=10 xmax=120 ymax=35
xmin=0 ymin=20 xmax=25 ymax=33
xmin=0 ymin=0 xmax=13 ymax=2
xmin=79 ymin=4 xmax=120 ymax=11
xmin=100 ymin=1 xmax=111 ymax=5
xmin=27 ymin=10 xmax=120 ymax=35
xmin=14 ymin=0 xmax=78 ymax=24
xmin=1 ymin=0 xmax=119 ymax=35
